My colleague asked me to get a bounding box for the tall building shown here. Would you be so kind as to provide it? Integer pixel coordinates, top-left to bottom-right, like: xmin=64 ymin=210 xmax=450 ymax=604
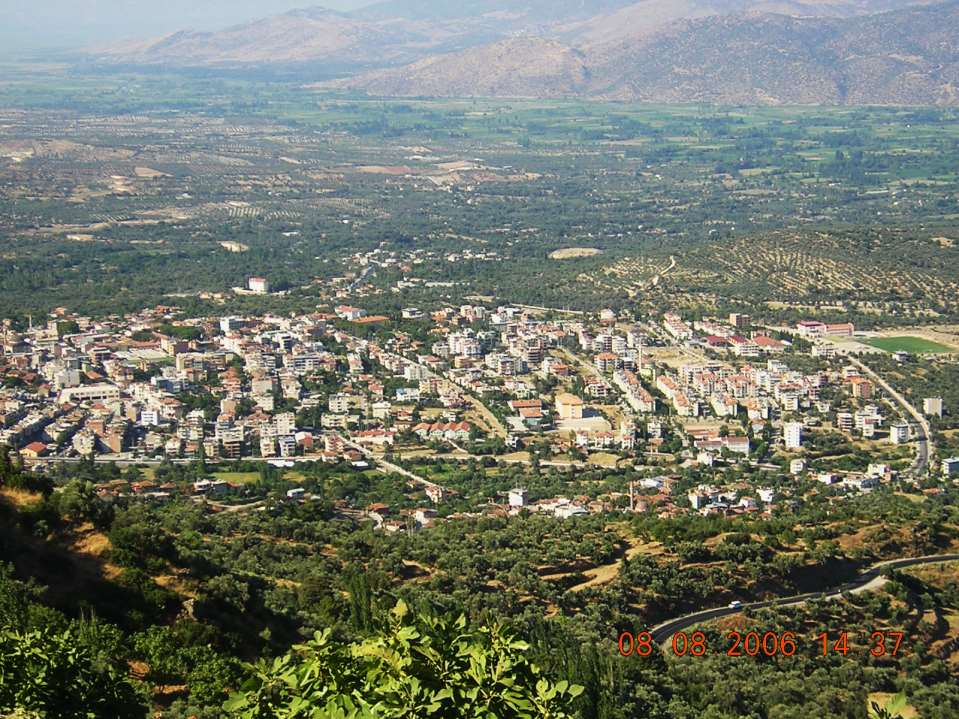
xmin=784 ymin=422 xmax=803 ymax=450
xmin=890 ymin=423 xmax=911 ymax=445
xmin=924 ymin=397 xmax=944 ymax=418
xmin=729 ymin=313 xmax=751 ymax=330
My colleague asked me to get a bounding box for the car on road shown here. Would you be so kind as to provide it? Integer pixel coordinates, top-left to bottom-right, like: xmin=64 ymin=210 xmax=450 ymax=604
xmin=727 ymin=600 xmax=742 ymax=609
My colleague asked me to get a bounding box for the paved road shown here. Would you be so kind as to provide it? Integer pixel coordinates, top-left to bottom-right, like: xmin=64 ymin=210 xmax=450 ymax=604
xmin=512 ymin=304 xmax=585 ymax=316
xmin=346 ymin=264 xmax=375 ymax=291
xmin=337 ymin=434 xmax=445 ymax=492
xmin=847 ymin=356 xmax=933 ymax=475
xmin=372 ymin=346 xmax=508 ymax=440
xmin=650 ymin=554 xmax=959 ymax=643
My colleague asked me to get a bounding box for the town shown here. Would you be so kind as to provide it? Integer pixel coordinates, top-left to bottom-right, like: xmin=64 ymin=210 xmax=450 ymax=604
xmin=2 ymin=285 xmax=953 ymax=532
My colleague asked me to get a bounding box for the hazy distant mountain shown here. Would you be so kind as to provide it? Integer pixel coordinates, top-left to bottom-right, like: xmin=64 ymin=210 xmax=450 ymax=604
xmin=89 ymin=1 xmax=635 ymax=68
xmin=91 ymin=0 xmax=933 ymax=67
xmin=354 ymin=0 xmax=638 ymax=22
xmin=332 ymin=1 xmax=959 ymax=104
xmin=90 ymin=0 xmax=959 ymax=105
xmin=90 ymin=8 xmax=440 ymax=67
xmin=557 ymin=0 xmax=939 ymax=46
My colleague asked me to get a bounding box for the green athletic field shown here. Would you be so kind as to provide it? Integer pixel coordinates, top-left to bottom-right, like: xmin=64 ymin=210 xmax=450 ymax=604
xmin=863 ymin=336 xmax=954 ymax=354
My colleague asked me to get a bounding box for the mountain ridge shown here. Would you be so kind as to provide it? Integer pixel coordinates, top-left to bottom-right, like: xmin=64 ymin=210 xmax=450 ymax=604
xmin=87 ymin=0 xmax=959 ymax=105
xmin=328 ymin=1 xmax=959 ymax=104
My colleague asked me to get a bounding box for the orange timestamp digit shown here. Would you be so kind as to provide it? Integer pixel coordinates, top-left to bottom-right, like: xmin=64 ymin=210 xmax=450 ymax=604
xmin=726 ymin=631 xmax=797 ymax=657
xmin=869 ymin=631 xmax=904 ymax=657
xmin=671 ymin=630 xmax=708 ymax=657
xmin=618 ymin=631 xmax=654 ymax=657
xmin=816 ymin=631 xmax=849 ymax=656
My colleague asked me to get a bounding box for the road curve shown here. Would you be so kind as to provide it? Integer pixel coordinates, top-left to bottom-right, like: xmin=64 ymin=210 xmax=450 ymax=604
xmin=650 ymin=553 xmax=959 ymax=643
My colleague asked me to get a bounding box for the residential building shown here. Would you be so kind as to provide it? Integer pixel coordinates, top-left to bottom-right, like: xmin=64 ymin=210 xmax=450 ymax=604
xmin=890 ymin=423 xmax=911 ymax=445
xmin=555 ymin=393 xmax=584 ymax=421
xmin=924 ymin=397 xmax=944 ymax=418
xmin=508 ymin=489 xmax=528 ymax=508
xmin=784 ymin=422 xmax=803 ymax=450
xmin=729 ymin=313 xmax=750 ymax=330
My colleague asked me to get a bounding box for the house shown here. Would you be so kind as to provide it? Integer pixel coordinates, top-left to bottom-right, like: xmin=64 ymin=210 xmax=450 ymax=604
xmin=555 ymin=503 xmax=589 ymax=519
xmin=20 ymin=441 xmax=48 ymax=459
xmin=757 ymin=488 xmax=776 ymax=503
xmin=753 ymin=335 xmax=785 ymax=354
xmin=517 ymin=406 xmax=545 ymax=430
xmin=334 ymin=305 xmax=366 ymax=321
xmin=508 ymin=488 xmax=528 ymax=508
xmin=193 ymin=479 xmax=229 ymax=496
xmin=412 ymin=422 xmax=472 ymax=442
xmin=942 ymin=457 xmax=959 ymax=477
xmin=585 ymin=377 xmax=610 ymax=399
xmin=509 ymin=399 xmax=542 ymax=413
xmin=729 ymin=313 xmax=751 ymax=329
xmin=352 ymin=429 xmax=397 ymax=447
xmin=425 ymin=485 xmax=445 ymax=504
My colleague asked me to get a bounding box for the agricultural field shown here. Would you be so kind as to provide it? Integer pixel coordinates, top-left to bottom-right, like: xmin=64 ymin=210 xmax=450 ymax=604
xmin=1 ymin=70 xmax=959 ymax=325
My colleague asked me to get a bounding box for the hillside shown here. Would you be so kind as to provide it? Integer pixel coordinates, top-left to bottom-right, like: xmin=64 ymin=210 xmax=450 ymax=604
xmin=333 ymin=1 xmax=959 ymax=104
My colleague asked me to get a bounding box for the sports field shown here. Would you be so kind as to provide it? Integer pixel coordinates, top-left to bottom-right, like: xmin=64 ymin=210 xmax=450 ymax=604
xmin=863 ymin=336 xmax=954 ymax=354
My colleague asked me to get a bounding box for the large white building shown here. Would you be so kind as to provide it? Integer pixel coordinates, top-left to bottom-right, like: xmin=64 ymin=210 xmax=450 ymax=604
xmin=59 ymin=384 xmax=120 ymax=405
xmin=890 ymin=423 xmax=911 ymax=445
xmin=248 ymin=277 xmax=271 ymax=295
xmin=784 ymin=422 xmax=803 ymax=450
xmin=508 ymin=488 xmax=528 ymax=508
xmin=924 ymin=397 xmax=944 ymax=418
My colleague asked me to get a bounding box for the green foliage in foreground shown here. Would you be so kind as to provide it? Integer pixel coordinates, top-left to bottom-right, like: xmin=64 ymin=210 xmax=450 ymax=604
xmin=225 ymin=599 xmax=583 ymax=719
xmin=0 ymin=622 xmax=145 ymax=718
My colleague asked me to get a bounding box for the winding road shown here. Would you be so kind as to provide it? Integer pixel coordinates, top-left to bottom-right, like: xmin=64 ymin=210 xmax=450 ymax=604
xmin=650 ymin=553 xmax=959 ymax=643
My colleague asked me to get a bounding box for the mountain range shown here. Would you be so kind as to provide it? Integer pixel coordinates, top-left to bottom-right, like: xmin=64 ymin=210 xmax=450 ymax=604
xmin=88 ymin=0 xmax=959 ymax=105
